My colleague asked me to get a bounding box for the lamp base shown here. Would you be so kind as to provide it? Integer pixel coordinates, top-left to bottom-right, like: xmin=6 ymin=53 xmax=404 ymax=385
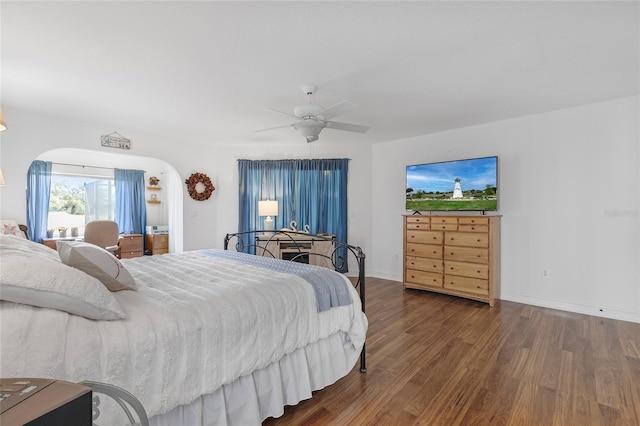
xmin=264 ymin=216 xmax=274 ymax=233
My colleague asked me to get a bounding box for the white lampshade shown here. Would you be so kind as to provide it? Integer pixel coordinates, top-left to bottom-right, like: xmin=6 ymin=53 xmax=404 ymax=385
xmin=258 ymin=200 xmax=278 ymax=217
xmin=258 ymin=200 xmax=278 ymax=232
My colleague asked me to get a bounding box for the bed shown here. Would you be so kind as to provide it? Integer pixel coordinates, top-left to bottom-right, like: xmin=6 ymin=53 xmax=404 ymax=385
xmin=0 ymin=231 xmax=367 ymax=425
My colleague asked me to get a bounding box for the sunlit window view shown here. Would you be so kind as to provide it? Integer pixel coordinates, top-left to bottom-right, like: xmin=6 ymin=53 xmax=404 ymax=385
xmin=47 ymin=174 xmax=115 ymax=237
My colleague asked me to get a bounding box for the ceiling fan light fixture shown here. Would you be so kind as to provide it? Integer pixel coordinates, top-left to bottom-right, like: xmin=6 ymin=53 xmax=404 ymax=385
xmin=295 ymin=120 xmax=324 ymax=142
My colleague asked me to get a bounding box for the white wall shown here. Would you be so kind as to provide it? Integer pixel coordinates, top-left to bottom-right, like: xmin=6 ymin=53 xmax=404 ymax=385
xmin=0 ymin=107 xmax=372 ymax=259
xmin=4 ymin=98 xmax=637 ymax=321
xmin=371 ymin=96 xmax=640 ymax=323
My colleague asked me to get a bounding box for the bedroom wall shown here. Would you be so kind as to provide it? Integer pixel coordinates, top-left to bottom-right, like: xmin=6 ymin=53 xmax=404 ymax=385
xmin=0 ymin=107 xmax=372 ymax=260
xmin=370 ymin=96 xmax=640 ymax=323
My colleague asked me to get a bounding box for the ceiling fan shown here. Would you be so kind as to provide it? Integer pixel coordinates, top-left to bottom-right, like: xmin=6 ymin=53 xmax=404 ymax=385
xmin=255 ymin=86 xmax=370 ymax=142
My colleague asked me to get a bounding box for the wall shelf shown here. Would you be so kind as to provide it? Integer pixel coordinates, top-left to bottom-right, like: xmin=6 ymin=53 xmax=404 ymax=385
xmin=147 ymin=200 xmax=161 ymax=204
xmin=147 ymin=186 xmax=161 ymax=190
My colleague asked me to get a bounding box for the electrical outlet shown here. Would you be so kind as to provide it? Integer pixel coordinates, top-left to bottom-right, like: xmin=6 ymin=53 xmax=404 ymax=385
xmin=542 ymin=269 xmax=549 ymax=278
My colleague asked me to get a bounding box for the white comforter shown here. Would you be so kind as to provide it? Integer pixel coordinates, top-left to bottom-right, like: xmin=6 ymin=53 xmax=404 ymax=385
xmin=0 ymin=250 xmax=367 ymax=418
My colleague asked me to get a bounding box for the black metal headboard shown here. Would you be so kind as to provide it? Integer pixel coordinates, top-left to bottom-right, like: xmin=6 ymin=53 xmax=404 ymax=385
xmin=223 ymin=230 xmax=367 ymax=373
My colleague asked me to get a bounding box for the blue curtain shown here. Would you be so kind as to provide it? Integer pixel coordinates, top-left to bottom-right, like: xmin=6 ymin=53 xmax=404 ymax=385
xmin=238 ymin=159 xmax=349 ymax=272
xmin=26 ymin=160 xmax=52 ymax=242
xmin=114 ymin=169 xmax=146 ymax=238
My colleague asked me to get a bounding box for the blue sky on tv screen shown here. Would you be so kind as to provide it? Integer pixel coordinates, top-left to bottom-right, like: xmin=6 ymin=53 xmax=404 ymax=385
xmin=406 ymin=157 xmax=497 ymax=193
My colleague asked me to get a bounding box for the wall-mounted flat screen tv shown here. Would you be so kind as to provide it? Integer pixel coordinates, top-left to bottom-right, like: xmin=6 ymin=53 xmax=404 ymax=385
xmin=406 ymin=156 xmax=498 ymax=212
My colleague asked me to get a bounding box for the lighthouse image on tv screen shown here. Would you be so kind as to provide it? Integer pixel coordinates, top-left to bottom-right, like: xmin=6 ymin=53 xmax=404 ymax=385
xmin=406 ymin=156 xmax=498 ymax=212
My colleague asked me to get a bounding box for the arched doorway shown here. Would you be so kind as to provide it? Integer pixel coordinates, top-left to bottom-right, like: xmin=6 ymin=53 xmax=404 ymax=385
xmin=35 ymin=148 xmax=184 ymax=253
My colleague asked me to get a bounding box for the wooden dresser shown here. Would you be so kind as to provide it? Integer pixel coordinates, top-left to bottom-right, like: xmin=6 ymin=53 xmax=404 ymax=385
xmin=403 ymin=215 xmax=501 ymax=306
xmin=118 ymin=234 xmax=143 ymax=258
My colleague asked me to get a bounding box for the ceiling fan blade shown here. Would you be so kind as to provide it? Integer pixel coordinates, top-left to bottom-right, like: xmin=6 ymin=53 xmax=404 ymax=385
xmin=325 ymin=121 xmax=370 ymax=133
xmin=317 ymin=100 xmax=357 ymax=120
xmin=253 ymin=123 xmax=297 ymax=132
xmin=265 ymin=107 xmax=299 ymax=118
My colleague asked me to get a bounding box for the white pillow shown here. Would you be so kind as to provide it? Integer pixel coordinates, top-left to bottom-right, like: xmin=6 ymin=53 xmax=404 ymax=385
xmin=0 ymin=234 xmax=61 ymax=262
xmin=0 ymin=220 xmax=27 ymax=239
xmin=56 ymin=241 xmax=137 ymax=292
xmin=0 ymin=253 xmax=127 ymax=320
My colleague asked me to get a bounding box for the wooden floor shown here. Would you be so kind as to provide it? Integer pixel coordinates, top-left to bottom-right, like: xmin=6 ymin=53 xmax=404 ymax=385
xmin=264 ymin=277 xmax=640 ymax=425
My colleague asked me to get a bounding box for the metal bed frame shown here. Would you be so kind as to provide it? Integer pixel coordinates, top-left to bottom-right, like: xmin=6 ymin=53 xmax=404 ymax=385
xmin=224 ymin=230 xmax=367 ymax=373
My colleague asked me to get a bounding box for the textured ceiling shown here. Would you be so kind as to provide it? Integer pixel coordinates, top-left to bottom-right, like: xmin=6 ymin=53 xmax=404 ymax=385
xmin=1 ymin=1 xmax=638 ymax=145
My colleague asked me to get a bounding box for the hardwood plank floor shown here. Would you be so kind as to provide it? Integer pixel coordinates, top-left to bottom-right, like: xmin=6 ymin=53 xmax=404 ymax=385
xmin=263 ymin=277 xmax=640 ymax=425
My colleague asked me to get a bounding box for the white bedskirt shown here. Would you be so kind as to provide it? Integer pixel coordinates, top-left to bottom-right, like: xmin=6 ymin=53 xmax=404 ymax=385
xmin=151 ymin=330 xmax=360 ymax=426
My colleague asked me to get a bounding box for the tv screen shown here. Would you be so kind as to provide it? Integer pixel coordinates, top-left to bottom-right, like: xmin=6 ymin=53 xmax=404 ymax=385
xmin=406 ymin=156 xmax=498 ymax=212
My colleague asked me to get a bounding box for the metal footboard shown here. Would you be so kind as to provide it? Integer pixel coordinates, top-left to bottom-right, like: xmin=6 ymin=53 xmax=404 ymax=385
xmin=224 ymin=230 xmax=366 ymax=373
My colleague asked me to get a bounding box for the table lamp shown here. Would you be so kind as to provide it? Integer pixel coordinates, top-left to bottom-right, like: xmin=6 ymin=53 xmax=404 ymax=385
xmin=258 ymin=200 xmax=278 ymax=232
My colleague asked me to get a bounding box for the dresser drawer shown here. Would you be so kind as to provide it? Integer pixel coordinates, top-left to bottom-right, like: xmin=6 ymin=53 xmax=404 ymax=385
xmin=406 ymin=269 xmax=442 ymax=289
xmin=430 ymin=217 xmax=458 ymax=231
xmin=406 ymin=230 xmax=442 ymax=245
xmin=444 ymin=246 xmax=489 ymax=264
xmin=444 ymin=232 xmax=489 ymax=248
xmin=430 ymin=223 xmax=458 ymax=231
xmin=458 ymin=217 xmax=489 ymax=225
xmin=406 ymin=243 xmax=443 ymax=259
xmin=406 ymin=216 xmax=430 ymax=229
xmin=458 ymin=224 xmax=488 ymax=233
xmin=445 ymin=260 xmax=489 ymax=279
xmin=120 ymin=250 xmax=143 ymax=259
xmin=406 ymin=256 xmax=443 ymax=273
xmin=444 ymin=275 xmax=489 ymax=296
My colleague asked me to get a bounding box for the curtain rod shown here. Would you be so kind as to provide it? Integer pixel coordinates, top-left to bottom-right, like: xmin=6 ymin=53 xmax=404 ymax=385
xmin=51 ymin=162 xmax=146 ymax=172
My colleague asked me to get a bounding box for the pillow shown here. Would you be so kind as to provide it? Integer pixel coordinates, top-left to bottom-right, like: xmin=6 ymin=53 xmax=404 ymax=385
xmin=0 ymin=234 xmax=61 ymax=262
xmin=56 ymin=240 xmax=137 ymax=292
xmin=0 ymin=220 xmax=26 ymax=239
xmin=0 ymin=252 xmax=127 ymax=320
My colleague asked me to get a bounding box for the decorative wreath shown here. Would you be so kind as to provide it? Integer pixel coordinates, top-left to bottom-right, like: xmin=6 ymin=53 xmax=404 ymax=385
xmin=185 ymin=172 xmax=215 ymax=201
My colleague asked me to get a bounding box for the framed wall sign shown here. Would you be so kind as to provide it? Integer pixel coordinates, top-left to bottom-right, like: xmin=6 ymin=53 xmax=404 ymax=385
xmin=101 ymin=132 xmax=131 ymax=150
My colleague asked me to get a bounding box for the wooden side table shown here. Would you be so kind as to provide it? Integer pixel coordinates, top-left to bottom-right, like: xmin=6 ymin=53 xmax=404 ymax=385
xmin=146 ymin=233 xmax=169 ymax=255
xmin=119 ymin=234 xmax=144 ymax=258
xmin=255 ymin=234 xmax=335 ymax=269
xmin=0 ymin=378 xmax=91 ymax=426
xmin=42 ymin=238 xmax=80 ymax=250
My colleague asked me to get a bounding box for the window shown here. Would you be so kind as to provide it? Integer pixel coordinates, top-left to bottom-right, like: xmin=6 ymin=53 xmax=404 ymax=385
xmin=48 ymin=173 xmax=115 ymax=236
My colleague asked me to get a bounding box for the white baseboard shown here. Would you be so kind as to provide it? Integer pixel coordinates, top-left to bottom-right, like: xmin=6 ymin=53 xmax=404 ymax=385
xmin=364 ymin=272 xmax=640 ymax=324
xmin=500 ymin=291 xmax=640 ymax=324
xmin=367 ymin=270 xmax=402 ymax=282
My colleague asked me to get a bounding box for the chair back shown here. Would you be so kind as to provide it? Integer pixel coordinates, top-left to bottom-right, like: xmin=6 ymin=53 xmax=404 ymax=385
xmin=84 ymin=220 xmax=119 ymax=248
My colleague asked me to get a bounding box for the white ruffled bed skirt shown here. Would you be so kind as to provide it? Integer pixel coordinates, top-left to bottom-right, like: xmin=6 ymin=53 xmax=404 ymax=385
xmin=150 ymin=331 xmax=362 ymax=426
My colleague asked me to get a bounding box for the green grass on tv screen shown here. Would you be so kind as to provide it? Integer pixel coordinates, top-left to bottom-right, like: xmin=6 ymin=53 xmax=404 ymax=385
xmin=406 ymin=199 xmax=497 ymax=211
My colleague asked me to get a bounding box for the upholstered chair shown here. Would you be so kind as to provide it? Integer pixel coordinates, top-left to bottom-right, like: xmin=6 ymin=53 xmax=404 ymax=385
xmin=84 ymin=220 xmax=120 ymax=256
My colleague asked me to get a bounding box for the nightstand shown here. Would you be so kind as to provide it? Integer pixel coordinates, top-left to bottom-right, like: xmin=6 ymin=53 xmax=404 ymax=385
xmin=146 ymin=233 xmax=169 ymax=255
xmin=0 ymin=378 xmax=91 ymax=426
xmin=119 ymin=234 xmax=143 ymax=258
